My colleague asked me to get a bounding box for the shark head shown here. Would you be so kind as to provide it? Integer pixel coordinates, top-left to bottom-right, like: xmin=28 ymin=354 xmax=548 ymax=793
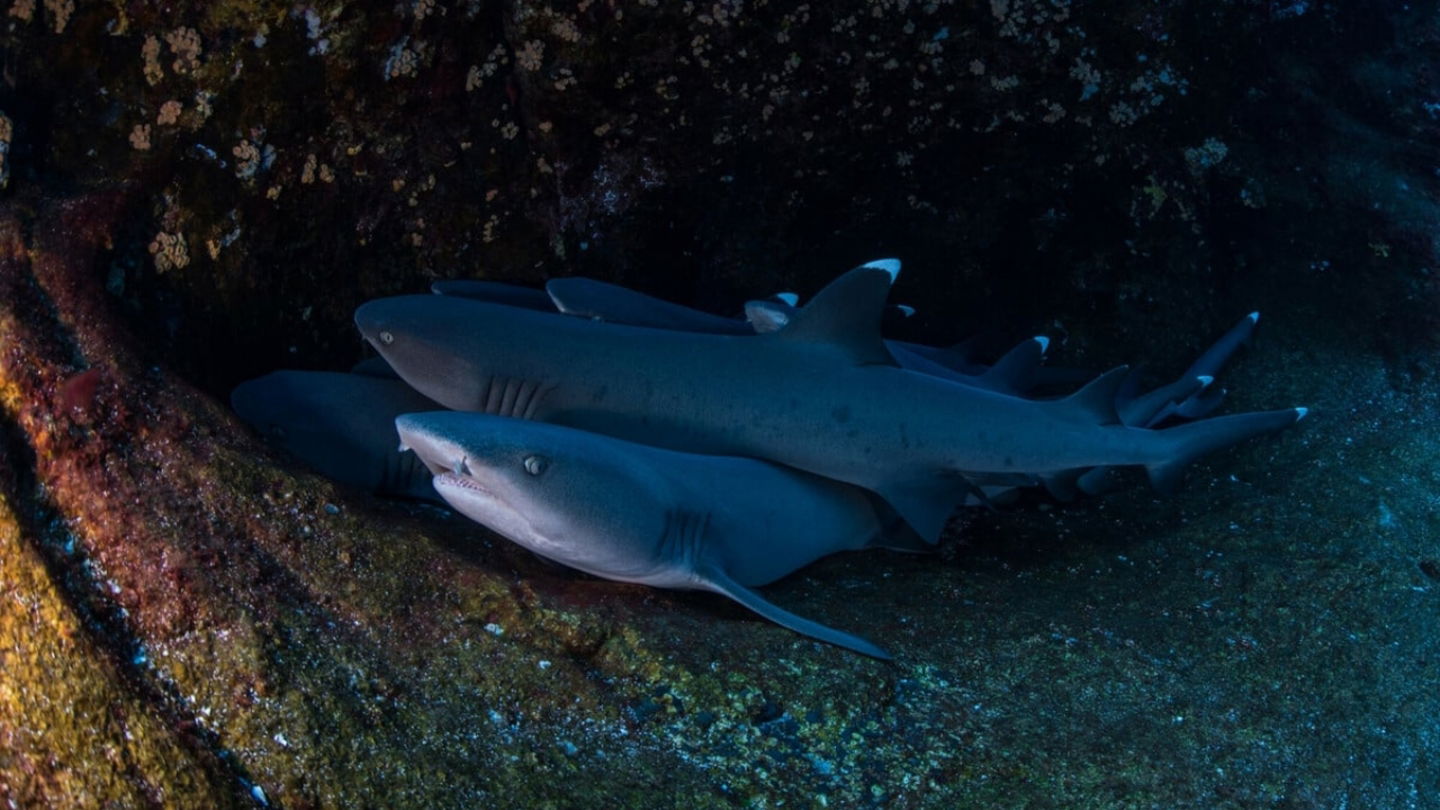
xmin=354 ymin=296 xmax=479 ymax=392
xmin=394 ymin=412 xmax=677 ymax=582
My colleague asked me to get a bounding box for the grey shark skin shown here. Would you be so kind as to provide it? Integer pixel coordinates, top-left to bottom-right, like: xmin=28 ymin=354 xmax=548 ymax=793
xmin=395 ymin=412 xmax=896 ymax=659
xmin=546 ymin=277 xmax=756 ymax=334
xmin=357 ymin=265 xmax=1304 ymax=542
xmin=429 ymin=279 xmax=556 ymax=311
xmin=231 ymin=371 xmax=440 ymax=501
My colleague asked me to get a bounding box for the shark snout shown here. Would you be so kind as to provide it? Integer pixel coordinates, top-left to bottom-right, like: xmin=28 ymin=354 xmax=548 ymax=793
xmin=353 ymin=299 xmax=393 ymax=348
xmin=395 ymin=412 xmax=468 ymax=476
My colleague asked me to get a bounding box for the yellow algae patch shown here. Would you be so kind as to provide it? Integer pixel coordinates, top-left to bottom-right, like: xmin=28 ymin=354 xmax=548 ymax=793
xmin=0 ymin=491 xmax=238 ymax=807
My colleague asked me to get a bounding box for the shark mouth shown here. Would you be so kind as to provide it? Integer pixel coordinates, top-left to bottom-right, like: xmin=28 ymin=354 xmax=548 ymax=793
xmin=434 ymin=471 xmax=493 ymax=497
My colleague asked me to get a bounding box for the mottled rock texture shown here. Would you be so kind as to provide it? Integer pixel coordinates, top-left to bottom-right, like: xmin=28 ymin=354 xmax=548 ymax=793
xmin=1 ymin=0 xmax=1438 ymax=807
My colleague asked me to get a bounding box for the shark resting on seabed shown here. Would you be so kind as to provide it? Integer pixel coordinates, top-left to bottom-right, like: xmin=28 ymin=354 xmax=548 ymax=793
xmin=233 ymin=261 xmax=1305 ymax=658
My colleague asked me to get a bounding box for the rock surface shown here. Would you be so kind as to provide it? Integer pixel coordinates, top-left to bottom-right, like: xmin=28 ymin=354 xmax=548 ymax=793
xmin=1 ymin=1 xmax=1438 ymax=807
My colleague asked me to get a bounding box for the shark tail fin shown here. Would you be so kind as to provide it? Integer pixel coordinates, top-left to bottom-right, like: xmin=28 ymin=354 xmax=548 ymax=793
xmin=1147 ymin=407 xmax=1306 ymax=494
xmin=1174 ymin=385 xmax=1228 ymax=420
xmin=696 ymin=565 xmax=893 ymax=660
xmin=1184 ymin=311 xmax=1259 ymax=380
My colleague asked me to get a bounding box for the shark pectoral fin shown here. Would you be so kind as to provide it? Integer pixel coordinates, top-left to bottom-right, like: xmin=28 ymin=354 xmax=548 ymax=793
xmin=774 ymin=265 xmax=898 ymax=366
xmin=695 ymin=565 xmax=893 ymax=660
xmin=1058 ymin=365 xmax=1128 ymax=425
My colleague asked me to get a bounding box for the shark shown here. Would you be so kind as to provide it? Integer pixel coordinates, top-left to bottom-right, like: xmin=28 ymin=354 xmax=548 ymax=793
xmin=356 ymin=261 xmax=1305 ymax=542
xmin=395 ymin=410 xmax=922 ymax=658
xmin=231 ymin=370 xmax=440 ymax=501
xmin=545 ymin=276 xmax=757 ymax=335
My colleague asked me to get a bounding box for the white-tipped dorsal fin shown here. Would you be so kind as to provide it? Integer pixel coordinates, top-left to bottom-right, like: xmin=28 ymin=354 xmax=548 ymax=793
xmin=774 ymin=292 xmax=800 ymax=306
xmin=861 ymin=258 xmax=902 ymax=283
xmin=980 ymin=336 xmax=1047 ymax=393
xmin=773 ymin=265 xmax=897 ymax=366
xmin=895 ymin=304 xmax=916 ymax=317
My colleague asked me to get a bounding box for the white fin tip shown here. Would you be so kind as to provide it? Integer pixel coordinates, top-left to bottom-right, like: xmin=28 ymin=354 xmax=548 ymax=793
xmin=1248 ymin=311 xmax=1260 ymax=322
xmin=775 ymin=292 xmax=799 ymax=306
xmin=862 ymin=258 xmax=902 ymax=282
xmin=1197 ymin=375 xmax=1214 ymax=387
xmin=1294 ymin=406 xmax=1308 ymax=421
xmin=896 ymin=304 xmax=916 ymax=317
xmin=1033 ymin=336 xmax=1050 ymax=353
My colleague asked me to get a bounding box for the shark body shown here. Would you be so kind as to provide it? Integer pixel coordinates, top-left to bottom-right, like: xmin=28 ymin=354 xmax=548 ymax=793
xmin=396 ymin=411 xmax=911 ymax=658
xmin=231 ymin=371 xmax=439 ymax=500
xmin=357 ymin=265 xmax=1302 ymax=541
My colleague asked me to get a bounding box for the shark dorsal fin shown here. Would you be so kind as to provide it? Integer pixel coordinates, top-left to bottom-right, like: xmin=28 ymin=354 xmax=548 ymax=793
xmin=1059 ymin=366 xmax=1128 ymax=425
xmin=979 ymin=336 xmax=1047 ymax=393
xmin=773 ymin=261 xmax=900 ymax=365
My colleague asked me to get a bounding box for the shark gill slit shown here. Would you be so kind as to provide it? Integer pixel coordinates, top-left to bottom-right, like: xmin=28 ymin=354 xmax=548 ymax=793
xmin=658 ymin=509 xmax=709 ymax=567
xmin=500 ymin=377 xmax=522 ymax=417
xmin=482 ymin=374 xmax=505 ymax=414
xmin=520 ymin=380 xmax=554 ymax=420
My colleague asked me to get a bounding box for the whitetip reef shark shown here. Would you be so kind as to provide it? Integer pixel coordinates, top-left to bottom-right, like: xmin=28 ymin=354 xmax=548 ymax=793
xmin=355 ymin=261 xmax=1305 ymax=542
xmin=396 ymin=411 xmax=919 ymax=659
xmin=231 ymin=370 xmax=439 ymax=501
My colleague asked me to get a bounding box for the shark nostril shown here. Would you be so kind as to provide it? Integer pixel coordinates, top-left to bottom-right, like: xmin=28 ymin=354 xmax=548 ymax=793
xmin=379 ymin=330 xmax=395 ymax=345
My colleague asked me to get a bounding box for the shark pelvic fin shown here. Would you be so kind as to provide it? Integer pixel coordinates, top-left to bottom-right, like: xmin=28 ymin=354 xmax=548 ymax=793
xmin=872 ymin=476 xmax=971 ymax=544
xmin=775 ymin=265 xmax=898 ymax=366
xmin=695 ymin=564 xmax=893 ymax=660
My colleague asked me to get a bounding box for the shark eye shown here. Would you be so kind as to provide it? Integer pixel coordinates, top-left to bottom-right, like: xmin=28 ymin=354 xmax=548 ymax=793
xmin=378 ymin=330 xmax=395 ymax=345
xmin=523 ymin=455 xmax=547 ymax=476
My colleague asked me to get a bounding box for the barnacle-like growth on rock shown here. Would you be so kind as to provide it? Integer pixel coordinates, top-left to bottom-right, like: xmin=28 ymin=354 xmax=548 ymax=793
xmin=128 ymin=124 xmax=151 ymax=151
xmin=164 ymin=26 xmax=202 ymax=74
xmin=147 ymin=231 xmax=189 ymax=272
